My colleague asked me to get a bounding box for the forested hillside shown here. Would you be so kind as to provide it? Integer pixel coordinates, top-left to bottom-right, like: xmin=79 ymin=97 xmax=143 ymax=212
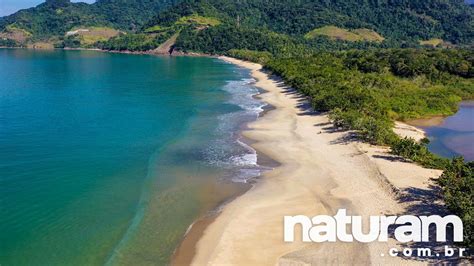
xmin=145 ymin=0 xmax=474 ymax=44
xmin=0 ymin=0 xmax=179 ymax=43
xmin=1 ymin=0 xmax=473 ymax=49
xmin=93 ymin=0 xmax=473 ymax=53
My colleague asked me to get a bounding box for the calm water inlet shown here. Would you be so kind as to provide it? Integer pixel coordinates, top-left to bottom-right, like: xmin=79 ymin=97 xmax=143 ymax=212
xmin=0 ymin=49 xmax=264 ymax=265
xmin=420 ymin=102 xmax=474 ymax=161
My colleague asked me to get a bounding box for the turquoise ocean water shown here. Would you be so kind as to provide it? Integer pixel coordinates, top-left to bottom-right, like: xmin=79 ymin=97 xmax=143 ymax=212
xmin=0 ymin=49 xmax=265 ymax=265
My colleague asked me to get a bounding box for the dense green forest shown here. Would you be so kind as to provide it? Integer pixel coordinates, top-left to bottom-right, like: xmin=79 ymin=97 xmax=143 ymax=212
xmin=263 ymin=49 xmax=473 ymax=145
xmin=144 ymin=0 xmax=474 ymax=42
xmin=97 ymin=0 xmax=474 ymax=52
xmin=1 ymin=0 xmax=473 ymax=48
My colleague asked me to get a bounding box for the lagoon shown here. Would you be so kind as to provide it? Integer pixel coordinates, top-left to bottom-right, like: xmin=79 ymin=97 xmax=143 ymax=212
xmin=410 ymin=101 xmax=474 ymax=161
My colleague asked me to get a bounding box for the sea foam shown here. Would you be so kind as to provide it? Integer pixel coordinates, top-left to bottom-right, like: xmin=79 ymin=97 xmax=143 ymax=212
xmin=204 ymin=78 xmax=267 ymax=183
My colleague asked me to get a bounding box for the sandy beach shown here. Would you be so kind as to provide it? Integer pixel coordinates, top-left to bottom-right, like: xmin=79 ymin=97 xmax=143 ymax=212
xmin=181 ymin=57 xmax=445 ymax=265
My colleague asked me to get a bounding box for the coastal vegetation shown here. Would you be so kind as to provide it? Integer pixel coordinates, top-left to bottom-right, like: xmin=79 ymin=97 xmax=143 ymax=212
xmin=229 ymin=48 xmax=474 ymax=247
xmin=227 ymin=49 xmax=272 ymax=65
xmin=438 ymin=158 xmax=474 ymax=247
xmin=264 ymin=49 xmax=473 ymax=143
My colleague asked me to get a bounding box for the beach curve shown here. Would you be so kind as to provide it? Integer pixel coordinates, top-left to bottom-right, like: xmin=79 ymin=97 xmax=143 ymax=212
xmin=185 ymin=56 xmax=443 ymax=265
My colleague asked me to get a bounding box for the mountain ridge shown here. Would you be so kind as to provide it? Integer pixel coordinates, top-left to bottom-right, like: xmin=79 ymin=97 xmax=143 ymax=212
xmin=1 ymin=0 xmax=473 ymax=49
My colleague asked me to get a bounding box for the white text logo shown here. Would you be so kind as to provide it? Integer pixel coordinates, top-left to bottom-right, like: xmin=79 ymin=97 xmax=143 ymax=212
xmin=284 ymin=209 xmax=463 ymax=243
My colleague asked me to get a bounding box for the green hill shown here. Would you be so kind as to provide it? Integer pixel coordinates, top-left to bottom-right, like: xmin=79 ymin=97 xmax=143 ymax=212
xmin=144 ymin=0 xmax=473 ymax=43
xmin=0 ymin=0 xmax=178 ymax=43
xmin=136 ymin=0 xmax=473 ymax=54
xmin=1 ymin=0 xmax=473 ymax=49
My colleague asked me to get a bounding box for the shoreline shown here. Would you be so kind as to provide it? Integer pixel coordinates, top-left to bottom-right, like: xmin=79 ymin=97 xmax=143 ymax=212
xmin=1 ymin=46 xmax=212 ymax=57
xmin=184 ymin=56 xmax=447 ymax=265
xmin=406 ymin=100 xmax=474 ymax=128
xmin=171 ymin=80 xmax=279 ymax=266
xmin=405 ymin=116 xmax=446 ymax=128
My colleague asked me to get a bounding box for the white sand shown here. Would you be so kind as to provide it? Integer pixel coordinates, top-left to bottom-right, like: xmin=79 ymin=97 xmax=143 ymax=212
xmin=393 ymin=121 xmax=426 ymax=142
xmin=190 ymin=56 xmax=442 ymax=265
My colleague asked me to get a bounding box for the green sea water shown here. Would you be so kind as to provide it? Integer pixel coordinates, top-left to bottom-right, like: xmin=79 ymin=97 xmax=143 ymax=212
xmin=0 ymin=49 xmax=264 ymax=265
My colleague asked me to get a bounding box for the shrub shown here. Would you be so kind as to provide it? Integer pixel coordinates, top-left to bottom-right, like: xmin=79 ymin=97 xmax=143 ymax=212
xmin=438 ymin=158 xmax=474 ymax=247
xmin=227 ymin=49 xmax=273 ymax=65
